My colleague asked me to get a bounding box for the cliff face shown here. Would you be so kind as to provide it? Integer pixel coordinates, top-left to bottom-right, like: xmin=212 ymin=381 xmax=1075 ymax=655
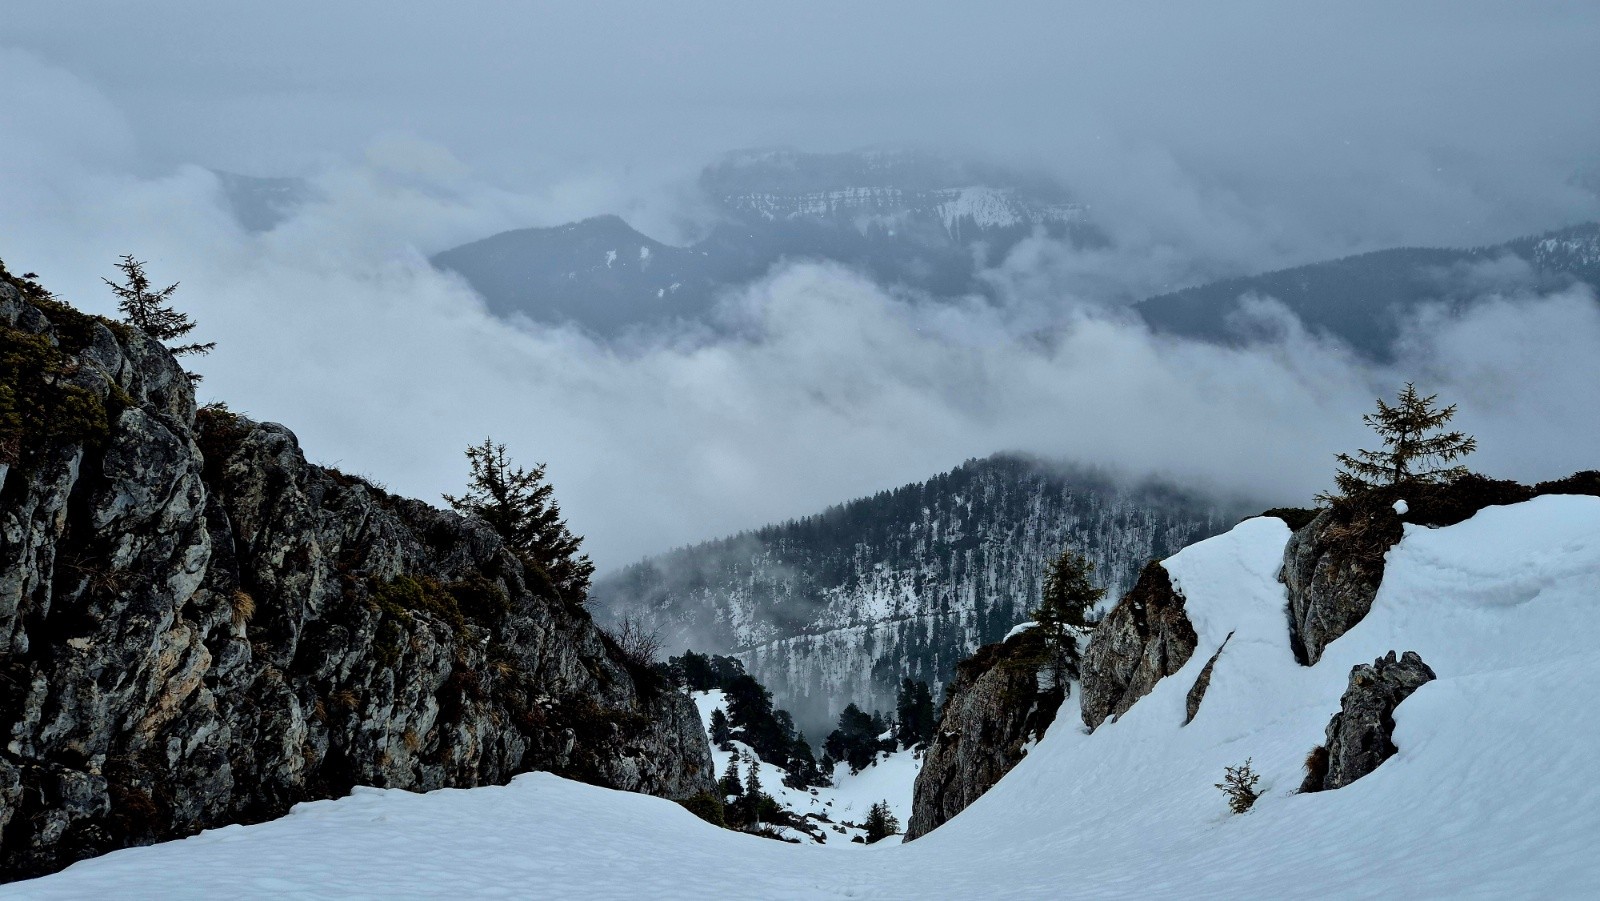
xmin=1280 ymin=506 xmax=1395 ymax=666
xmin=0 ymin=274 xmax=713 ymax=880
xmin=904 ymin=627 xmax=1069 ymax=841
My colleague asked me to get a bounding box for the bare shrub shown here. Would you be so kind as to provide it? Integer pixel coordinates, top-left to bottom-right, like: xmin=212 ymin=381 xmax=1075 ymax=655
xmin=608 ymin=615 xmax=663 ymax=667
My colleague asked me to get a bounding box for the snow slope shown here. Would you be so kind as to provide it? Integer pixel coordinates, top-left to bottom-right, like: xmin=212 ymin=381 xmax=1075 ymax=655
xmin=11 ymin=497 xmax=1599 ymax=899
xmin=691 ymin=690 xmax=919 ymax=845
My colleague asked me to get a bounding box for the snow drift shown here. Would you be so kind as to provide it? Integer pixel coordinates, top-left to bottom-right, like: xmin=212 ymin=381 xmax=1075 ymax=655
xmin=10 ymin=496 xmax=1599 ymax=899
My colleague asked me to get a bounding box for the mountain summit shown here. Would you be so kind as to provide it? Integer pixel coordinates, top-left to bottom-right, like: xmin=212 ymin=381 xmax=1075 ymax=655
xmin=432 ymin=148 xmax=1095 ymax=338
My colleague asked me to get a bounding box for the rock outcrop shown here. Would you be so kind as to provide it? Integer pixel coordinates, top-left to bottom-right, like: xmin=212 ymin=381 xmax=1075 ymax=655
xmin=904 ymin=627 xmax=1069 ymax=841
xmin=1183 ymin=631 xmax=1232 ymax=726
xmin=1280 ymin=506 xmax=1398 ymax=666
xmin=1281 ymin=477 xmax=1576 ymax=666
xmin=1301 ymin=651 xmax=1436 ymax=792
xmin=0 ymin=272 xmax=713 ymax=880
xmin=1079 ymin=561 xmax=1197 ymax=731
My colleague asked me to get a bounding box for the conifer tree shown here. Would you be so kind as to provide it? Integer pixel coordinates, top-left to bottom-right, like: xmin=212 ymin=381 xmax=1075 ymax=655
xmin=742 ymin=751 xmax=765 ymax=826
xmin=1215 ymin=758 xmax=1262 ymax=815
xmin=790 ymin=733 xmax=818 ymax=780
xmin=1328 ymin=383 xmax=1477 ymax=499
xmin=895 ymin=679 xmax=937 ymax=747
xmin=743 ymin=751 xmax=762 ymax=798
xmin=104 ymin=255 xmax=214 ymax=382
xmin=444 ymin=438 xmax=594 ymax=601
xmin=709 ymin=708 xmax=732 ymax=748
xmin=862 ymin=801 xmax=900 ymax=843
xmin=1033 ymin=548 xmax=1105 ymax=633
xmin=719 ymin=756 xmax=742 ymax=798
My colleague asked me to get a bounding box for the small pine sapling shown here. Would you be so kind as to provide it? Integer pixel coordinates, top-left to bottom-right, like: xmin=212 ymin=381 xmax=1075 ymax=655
xmin=1215 ymin=758 xmax=1263 ymax=814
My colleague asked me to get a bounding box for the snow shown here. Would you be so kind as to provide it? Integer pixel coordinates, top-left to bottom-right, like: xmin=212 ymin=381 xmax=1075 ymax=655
xmin=12 ymin=497 xmax=1600 ymax=899
xmin=604 ymin=249 xmax=617 ymax=268
xmin=1394 ymin=499 xmax=1409 ymax=514
xmin=1003 ymin=620 xmax=1038 ymax=641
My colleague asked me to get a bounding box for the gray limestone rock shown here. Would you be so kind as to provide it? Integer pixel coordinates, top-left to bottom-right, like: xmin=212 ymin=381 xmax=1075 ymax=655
xmin=1080 ymin=561 xmax=1197 ymax=731
xmin=0 ymin=277 xmax=712 ymax=880
xmin=1184 ymin=632 xmax=1233 ymax=726
xmin=1280 ymin=506 xmax=1400 ymax=666
xmin=904 ymin=627 xmax=1070 ymax=841
xmin=1303 ymin=650 xmax=1436 ymax=792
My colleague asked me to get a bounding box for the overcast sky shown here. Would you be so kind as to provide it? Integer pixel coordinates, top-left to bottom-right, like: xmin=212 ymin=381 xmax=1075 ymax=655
xmin=3 ymin=2 xmax=1599 ymax=566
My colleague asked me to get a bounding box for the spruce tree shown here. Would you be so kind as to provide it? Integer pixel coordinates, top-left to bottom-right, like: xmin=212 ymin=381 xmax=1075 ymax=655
xmin=719 ymin=756 xmax=742 ymax=798
xmin=743 ymin=751 xmax=762 ymax=797
xmin=742 ymin=752 xmax=765 ymax=826
xmin=862 ymin=801 xmax=899 ymax=843
xmin=104 ymin=255 xmax=214 ymax=382
xmin=444 ymin=438 xmax=594 ymax=601
xmin=709 ymin=708 xmax=732 ymax=748
xmin=895 ymin=679 xmax=937 ymax=747
xmin=789 ymin=733 xmax=818 ymax=784
xmin=1033 ymin=548 xmax=1105 ymax=633
xmin=911 ymin=681 xmax=935 ymax=745
xmin=1329 ymin=383 xmax=1477 ymax=499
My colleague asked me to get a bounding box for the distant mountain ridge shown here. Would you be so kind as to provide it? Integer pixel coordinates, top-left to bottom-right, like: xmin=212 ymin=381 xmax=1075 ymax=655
xmin=211 ymin=170 xmax=317 ymax=233
xmin=432 ymin=148 xmax=1096 ymax=337
xmin=592 ymin=454 xmax=1246 ymax=738
xmin=1135 ymin=221 xmax=1600 ymax=360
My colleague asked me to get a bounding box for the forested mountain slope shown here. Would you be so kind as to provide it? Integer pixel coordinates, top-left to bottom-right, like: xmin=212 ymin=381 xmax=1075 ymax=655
xmin=1136 ymin=221 xmax=1600 ymax=360
xmin=593 ymin=455 xmax=1243 ymax=736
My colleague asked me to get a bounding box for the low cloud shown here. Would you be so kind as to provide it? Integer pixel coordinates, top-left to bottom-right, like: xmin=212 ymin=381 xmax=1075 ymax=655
xmin=4 ymin=48 xmax=1598 ymax=571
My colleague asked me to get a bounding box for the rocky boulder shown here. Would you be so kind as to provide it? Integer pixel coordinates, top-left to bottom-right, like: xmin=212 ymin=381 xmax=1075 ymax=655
xmin=1280 ymin=503 xmax=1403 ymax=667
xmin=904 ymin=626 xmax=1070 ymax=841
xmin=0 ymin=270 xmax=713 ymax=881
xmin=1079 ymin=561 xmax=1197 ymax=731
xmin=1301 ymin=651 xmax=1436 ymax=792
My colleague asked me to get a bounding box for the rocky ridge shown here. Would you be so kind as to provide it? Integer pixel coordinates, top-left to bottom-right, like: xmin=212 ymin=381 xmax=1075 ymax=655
xmin=0 ymin=270 xmax=713 ymax=880
xmin=904 ymin=490 xmax=1600 ymax=836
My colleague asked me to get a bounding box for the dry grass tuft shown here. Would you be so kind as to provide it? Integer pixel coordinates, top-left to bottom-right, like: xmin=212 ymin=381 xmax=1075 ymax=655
xmin=230 ymin=589 xmax=256 ymax=630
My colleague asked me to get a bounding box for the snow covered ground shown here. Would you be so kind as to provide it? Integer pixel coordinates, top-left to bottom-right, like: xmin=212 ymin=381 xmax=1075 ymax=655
xmin=691 ymin=690 xmax=920 ymax=845
xmin=10 ymin=497 xmax=1600 ymax=899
